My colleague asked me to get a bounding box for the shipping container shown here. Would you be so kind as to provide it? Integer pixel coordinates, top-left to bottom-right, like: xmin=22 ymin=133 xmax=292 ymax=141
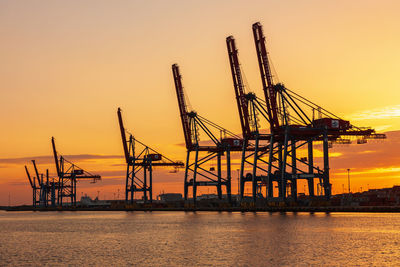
xmin=73 ymin=169 xmax=84 ymax=175
xmin=146 ymin=153 xmax=162 ymax=161
xmin=312 ymin=118 xmax=350 ymax=130
xmin=221 ymin=138 xmax=243 ymax=148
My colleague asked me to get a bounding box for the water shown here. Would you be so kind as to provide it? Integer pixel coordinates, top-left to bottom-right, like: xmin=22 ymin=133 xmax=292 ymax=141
xmin=0 ymin=211 xmax=399 ymax=266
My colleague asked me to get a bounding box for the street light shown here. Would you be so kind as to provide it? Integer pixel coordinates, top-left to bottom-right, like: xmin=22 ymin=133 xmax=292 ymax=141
xmin=236 ymin=169 xmax=240 ymax=195
xmin=347 ymin=168 xmax=351 ymax=194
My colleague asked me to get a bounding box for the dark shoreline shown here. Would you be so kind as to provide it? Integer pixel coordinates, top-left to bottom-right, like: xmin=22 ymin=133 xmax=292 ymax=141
xmin=4 ymin=206 xmax=400 ymax=213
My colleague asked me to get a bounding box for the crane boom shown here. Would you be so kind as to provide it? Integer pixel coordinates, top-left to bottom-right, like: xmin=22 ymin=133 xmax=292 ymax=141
xmin=25 ymin=166 xmax=34 ymax=188
xmin=51 ymin=137 xmax=60 ymax=176
xmin=252 ymin=22 xmax=279 ymax=130
xmin=226 ymin=36 xmax=252 ymax=138
xmin=172 ymin=64 xmax=193 ymax=149
xmin=117 ymin=107 xmax=130 ymax=163
xmin=32 ymin=160 xmax=41 ymax=186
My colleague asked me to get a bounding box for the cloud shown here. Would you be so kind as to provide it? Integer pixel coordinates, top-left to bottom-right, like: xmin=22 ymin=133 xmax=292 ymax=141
xmin=96 ymin=170 xmax=125 ymax=178
xmin=335 ymin=167 xmax=400 ymax=176
xmin=349 ymin=105 xmax=400 ymax=121
xmin=328 ymin=130 xmax=400 ymax=169
xmin=0 ymin=154 xmax=123 ymax=166
xmin=175 ymin=142 xmax=186 ymax=147
xmin=357 ymin=150 xmax=376 ymax=154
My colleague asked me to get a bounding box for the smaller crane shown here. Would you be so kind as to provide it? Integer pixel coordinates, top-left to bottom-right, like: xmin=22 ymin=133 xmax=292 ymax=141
xmin=32 ymin=160 xmax=48 ymax=207
xmin=117 ymin=108 xmax=184 ymax=204
xmin=25 ymin=160 xmax=57 ymax=207
xmin=25 ymin=164 xmax=39 ymax=207
xmin=51 ymin=137 xmax=101 ymax=206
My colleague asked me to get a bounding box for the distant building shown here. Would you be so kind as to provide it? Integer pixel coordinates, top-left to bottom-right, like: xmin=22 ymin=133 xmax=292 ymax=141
xmin=197 ymin=194 xmax=218 ymax=200
xmin=159 ymin=193 xmax=183 ymax=202
xmin=332 ymin=186 xmax=400 ymax=206
xmin=79 ymin=195 xmax=111 ymax=207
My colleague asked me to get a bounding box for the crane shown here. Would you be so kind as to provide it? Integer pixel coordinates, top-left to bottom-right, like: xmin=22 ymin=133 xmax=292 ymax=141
xmin=25 ymin=164 xmax=39 ymax=207
xmin=234 ymin=22 xmax=387 ymax=202
xmin=25 ymin=161 xmax=57 ymax=207
xmin=252 ymin=22 xmax=280 ymax=131
xmin=51 ymin=137 xmax=101 ymax=206
xmin=32 ymin=160 xmax=47 ymax=207
xmin=117 ymin=108 xmax=184 ymax=204
xmin=226 ymin=35 xmax=272 ymax=203
xmin=172 ymin=64 xmax=244 ymax=204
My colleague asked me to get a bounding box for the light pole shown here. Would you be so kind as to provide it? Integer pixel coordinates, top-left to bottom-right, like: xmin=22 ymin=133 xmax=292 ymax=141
xmin=347 ymin=168 xmax=351 ymax=194
xmin=236 ymin=169 xmax=240 ymax=195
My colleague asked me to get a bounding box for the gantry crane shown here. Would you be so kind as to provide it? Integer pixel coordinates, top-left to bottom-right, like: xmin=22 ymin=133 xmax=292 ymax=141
xmin=117 ymin=108 xmax=184 ymax=204
xmin=51 ymin=137 xmax=101 ymax=206
xmin=32 ymin=160 xmax=48 ymax=207
xmin=25 ymin=164 xmax=40 ymax=207
xmin=172 ymin=64 xmax=244 ymax=204
xmin=228 ymin=22 xmax=385 ymax=203
xmin=227 ymin=35 xmax=272 ymax=202
xmin=25 ymin=160 xmax=57 ymax=207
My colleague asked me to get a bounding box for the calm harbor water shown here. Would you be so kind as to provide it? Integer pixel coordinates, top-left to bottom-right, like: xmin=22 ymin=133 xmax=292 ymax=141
xmin=0 ymin=211 xmax=399 ymax=266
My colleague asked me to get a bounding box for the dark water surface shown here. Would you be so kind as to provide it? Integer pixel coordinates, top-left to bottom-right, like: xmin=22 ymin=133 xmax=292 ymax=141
xmin=0 ymin=211 xmax=399 ymax=266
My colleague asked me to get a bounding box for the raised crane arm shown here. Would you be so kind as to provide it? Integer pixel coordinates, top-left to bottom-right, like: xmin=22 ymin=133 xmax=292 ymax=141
xmin=25 ymin=165 xmax=34 ymax=188
xmin=252 ymin=22 xmax=280 ymax=131
xmin=51 ymin=137 xmax=60 ymax=177
xmin=172 ymin=64 xmax=193 ymax=149
xmin=226 ymin=36 xmax=252 ymax=138
xmin=117 ymin=107 xmax=130 ymax=163
xmin=32 ymin=160 xmax=41 ymax=186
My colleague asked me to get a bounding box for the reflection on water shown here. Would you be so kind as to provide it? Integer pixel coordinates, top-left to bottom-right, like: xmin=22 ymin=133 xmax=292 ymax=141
xmin=1 ymin=211 xmax=400 ymax=266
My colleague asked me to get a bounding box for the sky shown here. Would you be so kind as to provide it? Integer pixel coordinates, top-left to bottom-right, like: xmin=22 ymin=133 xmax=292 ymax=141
xmin=1 ymin=0 xmax=400 ymax=205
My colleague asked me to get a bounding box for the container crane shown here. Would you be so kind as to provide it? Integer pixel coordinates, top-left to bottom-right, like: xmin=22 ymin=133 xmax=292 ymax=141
xmin=25 ymin=161 xmax=57 ymax=207
xmin=248 ymin=22 xmax=385 ymax=202
xmin=117 ymin=108 xmax=184 ymax=204
xmin=226 ymin=35 xmax=272 ymax=203
xmin=51 ymin=137 xmax=101 ymax=206
xmin=32 ymin=160 xmax=48 ymax=207
xmin=25 ymin=164 xmax=39 ymax=207
xmin=172 ymin=64 xmax=244 ymax=204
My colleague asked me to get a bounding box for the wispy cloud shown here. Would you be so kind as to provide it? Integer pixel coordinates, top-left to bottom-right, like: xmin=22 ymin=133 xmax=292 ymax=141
xmin=0 ymin=154 xmax=123 ymax=165
xmin=336 ymin=167 xmax=400 ymax=176
xmin=349 ymin=105 xmax=400 ymax=121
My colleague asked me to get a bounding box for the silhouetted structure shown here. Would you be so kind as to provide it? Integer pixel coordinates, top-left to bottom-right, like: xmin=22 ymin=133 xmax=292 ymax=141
xmin=227 ymin=22 xmax=385 ymax=203
xmin=25 ymin=161 xmax=57 ymax=207
xmin=117 ymin=108 xmax=183 ymax=204
xmin=52 ymin=137 xmax=101 ymax=206
xmin=172 ymin=64 xmax=245 ymax=205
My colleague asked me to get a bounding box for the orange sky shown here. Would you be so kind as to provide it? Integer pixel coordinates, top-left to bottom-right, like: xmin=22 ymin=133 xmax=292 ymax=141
xmin=1 ymin=0 xmax=400 ymax=205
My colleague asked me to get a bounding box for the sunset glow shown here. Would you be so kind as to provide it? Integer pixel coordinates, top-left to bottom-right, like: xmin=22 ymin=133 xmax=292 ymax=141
xmin=1 ymin=0 xmax=400 ymax=205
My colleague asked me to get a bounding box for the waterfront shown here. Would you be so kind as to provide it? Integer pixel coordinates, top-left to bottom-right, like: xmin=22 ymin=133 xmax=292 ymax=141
xmin=1 ymin=211 xmax=400 ymax=266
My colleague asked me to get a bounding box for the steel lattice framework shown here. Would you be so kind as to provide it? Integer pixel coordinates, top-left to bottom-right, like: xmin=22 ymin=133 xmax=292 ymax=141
xmin=25 ymin=161 xmax=57 ymax=208
xmin=227 ymin=22 xmax=385 ymax=203
xmin=172 ymin=64 xmax=246 ymax=204
xmin=117 ymin=108 xmax=184 ymax=204
xmin=51 ymin=137 xmax=101 ymax=206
